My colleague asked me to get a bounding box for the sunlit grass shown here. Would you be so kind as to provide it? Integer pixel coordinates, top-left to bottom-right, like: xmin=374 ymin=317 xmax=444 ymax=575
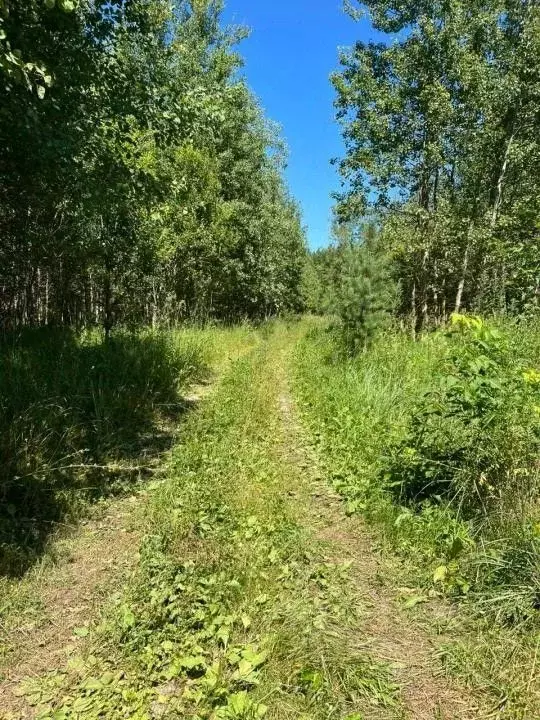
xmin=293 ymin=319 xmax=540 ymax=717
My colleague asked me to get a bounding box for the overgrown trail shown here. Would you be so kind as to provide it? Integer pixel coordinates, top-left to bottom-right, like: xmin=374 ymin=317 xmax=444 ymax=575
xmin=2 ymin=325 xmax=490 ymax=719
xmin=273 ymin=338 xmax=484 ymax=719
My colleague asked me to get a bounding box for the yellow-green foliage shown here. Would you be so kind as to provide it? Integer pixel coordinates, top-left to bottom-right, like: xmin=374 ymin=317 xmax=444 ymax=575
xmin=386 ymin=313 xmax=540 ymax=517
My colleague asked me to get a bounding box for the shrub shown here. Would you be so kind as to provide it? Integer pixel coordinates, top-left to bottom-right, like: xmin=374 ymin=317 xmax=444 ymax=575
xmin=384 ymin=315 xmax=540 ymax=519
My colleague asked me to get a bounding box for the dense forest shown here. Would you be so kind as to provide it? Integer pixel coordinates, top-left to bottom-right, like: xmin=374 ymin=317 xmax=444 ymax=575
xmin=306 ymin=0 xmax=540 ymax=340
xmin=0 ymin=0 xmax=306 ymax=329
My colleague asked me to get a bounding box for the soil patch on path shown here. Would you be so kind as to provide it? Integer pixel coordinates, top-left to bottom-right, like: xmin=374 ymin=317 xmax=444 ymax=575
xmin=1 ymin=493 xmax=145 ymax=719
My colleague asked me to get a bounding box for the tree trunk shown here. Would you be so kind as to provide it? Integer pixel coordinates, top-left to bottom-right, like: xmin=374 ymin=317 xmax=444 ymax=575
xmin=491 ymin=132 xmax=515 ymax=229
xmin=455 ymin=240 xmax=470 ymax=314
xmin=152 ymin=279 xmax=158 ymax=328
xmin=411 ymin=280 xmax=417 ymax=340
xmin=416 ymin=245 xmax=430 ymax=333
xmin=103 ymin=273 xmax=113 ymax=340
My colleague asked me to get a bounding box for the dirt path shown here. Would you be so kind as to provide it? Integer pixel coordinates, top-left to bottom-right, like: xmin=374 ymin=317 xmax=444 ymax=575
xmin=274 ymin=345 xmax=487 ymax=719
xmin=0 ymin=385 xmax=214 ymax=719
xmin=0 ymin=329 xmax=493 ymax=719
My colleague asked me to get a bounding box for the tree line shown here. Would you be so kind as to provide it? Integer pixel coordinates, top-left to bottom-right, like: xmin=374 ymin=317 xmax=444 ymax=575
xmin=308 ymin=0 xmax=540 ymax=339
xmin=0 ymin=0 xmax=306 ymax=331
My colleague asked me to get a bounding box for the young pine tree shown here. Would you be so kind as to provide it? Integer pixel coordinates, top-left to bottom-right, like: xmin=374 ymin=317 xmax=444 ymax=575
xmin=335 ymin=226 xmax=396 ymax=354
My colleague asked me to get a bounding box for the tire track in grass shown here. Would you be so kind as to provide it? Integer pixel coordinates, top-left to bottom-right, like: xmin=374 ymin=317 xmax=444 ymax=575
xmin=272 ymin=326 xmax=489 ymax=720
xmin=2 ymin=323 xmax=486 ymax=720
xmin=0 ymin=493 xmax=146 ymax=719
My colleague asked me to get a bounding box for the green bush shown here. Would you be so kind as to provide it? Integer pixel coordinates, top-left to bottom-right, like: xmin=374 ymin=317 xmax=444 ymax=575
xmin=384 ymin=315 xmax=540 ymax=519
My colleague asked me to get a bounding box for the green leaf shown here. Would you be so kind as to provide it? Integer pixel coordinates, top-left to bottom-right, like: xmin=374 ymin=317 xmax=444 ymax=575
xmin=72 ymin=696 xmax=95 ymax=712
xmin=241 ymin=614 xmax=251 ymax=630
xmin=241 ymin=648 xmax=267 ymax=668
xmin=216 ymin=627 xmax=230 ymax=647
xmin=83 ymin=677 xmax=103 ymax=691
xmin=402 ymin=594 xmax=428 ymax=609
xmin=433 ymin=565 xmax=448 ymax=583
xmin=178 ymin=655 xmax=206 ymax=670
xmin=121 ymin=607 xmax=136 ymax=629
xmin=234 ymin=659 xmax=254 ymax=679
xmin=228 ymin=691 xmax=249 ymax=713
xmin=100 ymin=671 xmax=115 ymax=685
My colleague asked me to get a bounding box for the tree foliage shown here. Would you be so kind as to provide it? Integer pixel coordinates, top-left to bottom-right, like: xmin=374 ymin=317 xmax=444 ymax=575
xmin=0 ymin=0 xmax=306 ymax=330
xmin=336 ymin=237 xmax=396 ymax=353
xmin=304 ymin=222 xmax=396 ymax=352
xmin=333 ymin=0 xmax=540 ymax=329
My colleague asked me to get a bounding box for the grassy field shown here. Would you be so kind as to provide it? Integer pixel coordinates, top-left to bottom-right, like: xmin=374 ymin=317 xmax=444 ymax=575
xmin=0 ymin=327 xmax=206 ymax=576
xmin=1 ymin=318 xmax=539 ymax=719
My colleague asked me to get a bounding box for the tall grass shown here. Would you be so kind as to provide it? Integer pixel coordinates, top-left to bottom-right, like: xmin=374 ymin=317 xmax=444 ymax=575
xmin=294 ymin=320 xmax=540 ymax=620
xmin=0 ymin=326 xmax=212 ymax=576
xmin=293 ymin=318 xmax=540 ymax=714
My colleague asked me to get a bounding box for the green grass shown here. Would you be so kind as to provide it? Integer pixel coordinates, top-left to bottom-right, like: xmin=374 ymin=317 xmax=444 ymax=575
xmin=7 ymin=317 xmax=540 ymax=717
xmin=292 ymin=319 xmax=540 ymax=717
xmin=0 ymin=324 xmax=254 ymax=577
xmin=17 ymin=322 xmax=400 ymax=720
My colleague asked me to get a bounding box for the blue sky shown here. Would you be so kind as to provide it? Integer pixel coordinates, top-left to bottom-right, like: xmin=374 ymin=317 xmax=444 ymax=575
xmin=221 ymin=2 xmax=377 ymax=250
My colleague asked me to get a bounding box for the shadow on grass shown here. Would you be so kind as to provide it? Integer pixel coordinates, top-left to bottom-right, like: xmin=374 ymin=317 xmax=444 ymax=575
xmin=0 ymin=327 xmax=208 ymax=577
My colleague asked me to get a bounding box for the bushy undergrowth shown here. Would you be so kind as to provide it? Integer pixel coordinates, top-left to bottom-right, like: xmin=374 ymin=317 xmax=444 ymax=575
xmin=294 ymin=318 xmax=540 ymax=624
xmin=386 ymin=315 xmax=540 ymax=519
xmin=0 ymin=327 xmax=211 ymax=576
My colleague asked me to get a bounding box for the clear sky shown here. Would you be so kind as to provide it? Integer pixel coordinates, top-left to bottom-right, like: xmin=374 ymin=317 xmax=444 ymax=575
xmin=221 ymin=2 xmax=377 ymax=250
